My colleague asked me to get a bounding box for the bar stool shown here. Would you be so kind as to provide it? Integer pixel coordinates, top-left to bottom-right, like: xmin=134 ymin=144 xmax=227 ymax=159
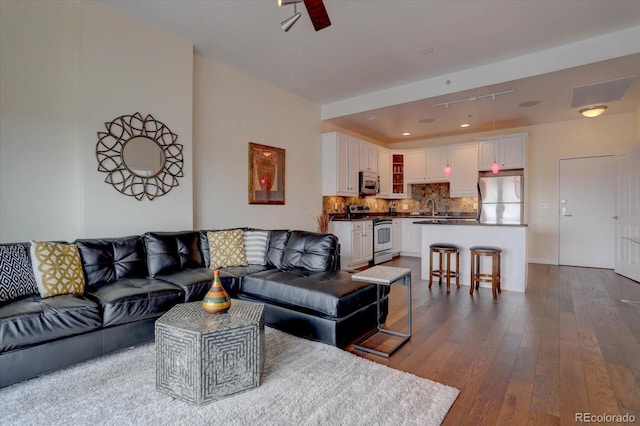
xmin=469 ymin=246 xmax=502 ymax=298
xmin=429 ymin=243 xmax=460 ymax=293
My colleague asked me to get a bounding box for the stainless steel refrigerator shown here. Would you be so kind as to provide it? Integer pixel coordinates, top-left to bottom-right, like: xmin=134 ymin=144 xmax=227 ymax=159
xmin=478 ymin=169 xmax=524 ymax=224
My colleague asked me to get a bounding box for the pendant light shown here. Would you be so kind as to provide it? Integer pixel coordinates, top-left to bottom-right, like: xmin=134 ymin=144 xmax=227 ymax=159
xmin=491 ymin=94 xmax=500 ymax=174
xmin=444 ymin=104 xmax=452 ymax=176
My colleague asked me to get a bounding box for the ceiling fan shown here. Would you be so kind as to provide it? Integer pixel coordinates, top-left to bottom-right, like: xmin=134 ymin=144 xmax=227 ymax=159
xmin=278 ymin=0 xmax=331 ymax=32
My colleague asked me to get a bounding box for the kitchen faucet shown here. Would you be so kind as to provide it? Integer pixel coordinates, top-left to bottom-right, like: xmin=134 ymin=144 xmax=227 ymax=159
xmin=425 ymin=198 xmax=437 ymax=216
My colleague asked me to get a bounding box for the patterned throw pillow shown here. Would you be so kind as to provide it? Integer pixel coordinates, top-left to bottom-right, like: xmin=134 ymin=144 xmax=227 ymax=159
xmin=0 ymin=245 xmax=38 ymax=303
xmin=30 ymin=241 xmax=85 ymax=298
xmin=207 ymin=230 xmax=247 ymax=269
xmin=243 ymin=230 xmax=269 ymax=265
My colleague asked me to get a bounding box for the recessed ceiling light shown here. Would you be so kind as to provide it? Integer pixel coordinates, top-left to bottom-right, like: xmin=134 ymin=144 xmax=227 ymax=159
xmin=519 ymin=100 xmax=540 ymax=107
xmin=402 ymin=132 xmax=411 ymax=136
xmin=418 ymin=118 xmax=435 ymax=124
xmin=367 ymin=116 xmax=376 ymax=120
xmin=460 ymin=123 xmax=470 ymax=128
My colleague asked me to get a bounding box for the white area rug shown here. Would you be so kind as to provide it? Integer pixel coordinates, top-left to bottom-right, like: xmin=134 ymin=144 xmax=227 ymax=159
xmin=0 ymin=327 xmax=458 ymax=425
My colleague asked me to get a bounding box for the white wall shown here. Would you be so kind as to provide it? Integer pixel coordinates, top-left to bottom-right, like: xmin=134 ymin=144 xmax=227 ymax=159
xmin=525 ymin=113 xmax=634 ymax=264
xmin=79 ymin=2 xmax=193 ymax=238
xmin=193 ymin=55 xmax=323 ymax=232
xmin=0 ymin=1 xmax=193 ymax=242
xmin=0 ymin=1 xmax=323 ymax=243
xmin=0 ymin=1 xmax=80 ymax=242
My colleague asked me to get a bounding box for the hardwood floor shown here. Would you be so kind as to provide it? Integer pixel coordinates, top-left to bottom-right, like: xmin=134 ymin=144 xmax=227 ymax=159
xmin=345 ymin=257 xmax=640 ymax=425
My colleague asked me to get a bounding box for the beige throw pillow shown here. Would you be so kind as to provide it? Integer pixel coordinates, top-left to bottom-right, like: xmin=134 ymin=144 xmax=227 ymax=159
xmin=207 ymin=230 xmax=247 ymax=269
xmin=30 ymin=241 xmax=85 ymax=298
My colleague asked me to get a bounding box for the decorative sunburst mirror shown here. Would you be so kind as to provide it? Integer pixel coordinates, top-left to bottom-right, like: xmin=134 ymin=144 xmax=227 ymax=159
xmin=96 ymin=113 xmax=183 ymax=201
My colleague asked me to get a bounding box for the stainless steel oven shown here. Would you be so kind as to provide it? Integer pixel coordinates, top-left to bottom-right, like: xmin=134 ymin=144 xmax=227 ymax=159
xmin=373 ymin=218 xmax=393 ymax=264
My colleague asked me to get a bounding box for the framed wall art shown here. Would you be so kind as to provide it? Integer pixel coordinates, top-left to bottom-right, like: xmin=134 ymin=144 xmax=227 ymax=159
xmin=248 ymin=142 xmax=285 ymax=204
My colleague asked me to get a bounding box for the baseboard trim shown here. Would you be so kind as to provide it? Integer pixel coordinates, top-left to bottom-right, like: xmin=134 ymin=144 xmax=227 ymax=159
xmin=528 ymin=258 xmax=557 ymax=265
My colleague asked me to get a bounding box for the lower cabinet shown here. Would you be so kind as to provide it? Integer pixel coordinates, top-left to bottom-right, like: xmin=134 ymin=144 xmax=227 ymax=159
xmin=400 ymin=218 xmax=421 ymax=257
xmin=329 ymin=220 xmax=373 ymax=269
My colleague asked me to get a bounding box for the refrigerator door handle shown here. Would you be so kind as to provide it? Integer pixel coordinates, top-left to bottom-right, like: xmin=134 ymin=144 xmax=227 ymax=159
xmin=476 ymin=182 xmax=482 ymax=221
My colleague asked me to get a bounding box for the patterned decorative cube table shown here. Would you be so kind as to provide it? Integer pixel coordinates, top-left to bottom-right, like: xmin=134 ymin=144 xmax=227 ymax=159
xmin=155 ymin=300 xmax=265 ymax=406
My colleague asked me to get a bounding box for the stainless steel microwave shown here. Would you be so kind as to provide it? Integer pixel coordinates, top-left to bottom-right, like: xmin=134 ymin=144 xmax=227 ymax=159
xmin=359 ymin=170 xmax=379 ymax=196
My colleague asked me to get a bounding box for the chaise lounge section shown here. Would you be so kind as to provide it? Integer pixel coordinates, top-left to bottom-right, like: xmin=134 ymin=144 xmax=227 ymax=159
xmin=0 ymin=228 xmax=387 ymax=388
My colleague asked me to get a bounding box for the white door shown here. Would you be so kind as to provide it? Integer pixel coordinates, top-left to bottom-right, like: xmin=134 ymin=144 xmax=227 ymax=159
xmin=558 ymin=156 xmax=616 ymax=268
xmin=615 ymin=144 xmax=640 ymax=281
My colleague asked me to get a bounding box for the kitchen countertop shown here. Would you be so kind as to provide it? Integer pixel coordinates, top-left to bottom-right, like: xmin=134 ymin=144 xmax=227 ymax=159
xmin=329 ymin=213 xmax=479 ymax=222
xmin=414 ymin=219 xmax=527 ymax=227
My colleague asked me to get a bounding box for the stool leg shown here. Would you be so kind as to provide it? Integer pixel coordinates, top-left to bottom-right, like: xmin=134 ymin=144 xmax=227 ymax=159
xmin=469 ymin=253 xmax=475 ymax=295
xmin=438 ymin=252 xmax=443 ymax=286
xmin=475 ymin=254 xmax=480 ymax=290
xmin=497 ymin=253 xmax=501 ymax=294
xmin=455 ymin=251 xmax=460 ymax=289
xmin=445 ymin=252 xmax=451 ymax=293
xmin=491 ymin=254 xmax=497 ymax=298
xmin=429 ymin=249 xmax=433 ymax=289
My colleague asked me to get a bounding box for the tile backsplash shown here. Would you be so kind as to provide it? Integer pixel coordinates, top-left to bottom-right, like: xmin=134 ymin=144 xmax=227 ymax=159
xmin=323 ymin=183 xmax=477 ymax=215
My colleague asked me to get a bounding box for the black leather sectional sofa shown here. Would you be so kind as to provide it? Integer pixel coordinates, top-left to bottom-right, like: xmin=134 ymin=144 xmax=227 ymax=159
xmin=0 ymin=229 xmax=386 ymax=389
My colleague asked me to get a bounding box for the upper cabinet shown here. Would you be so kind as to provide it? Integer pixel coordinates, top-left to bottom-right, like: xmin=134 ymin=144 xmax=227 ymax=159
xmin=391 ymin=152 xmax=406 ymax=197
xmin=405 ymin=149 xmax=427 ymax=183
xmin=359 ymin=142 xmax=378 ymax=173
xmin=377 ymin=148 xmax=391 ymax=197
xmin=426 ymin=146 xmax=450 ymax=182
xmin=477 ymin=133 xmax=526 ymax=171
xmin=449 ymin=142 xmax=478 ymax=197
xmin=322 ymin=132 xmax=360 ymax=196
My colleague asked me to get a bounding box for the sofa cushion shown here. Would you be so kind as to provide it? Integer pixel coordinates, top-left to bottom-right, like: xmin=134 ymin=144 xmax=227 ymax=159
xmin=243 ymin=230 xmax=270 ymax=265
xmin=30 ymin=241 xmax=85 ymax=298
xmin=156 ymin=265 xmax=257 ymax=301
xmin=157 ymin=268 xmax=215 ymax=302
xmin=76 ymin=236 xmax=147 ymax=287
xmin=0 ymin=245 xmax=38 ymax=304
xmin=144 ymin=232 xmax=204 ymax=277
xmin=85 ymin=278 xmax=183 ymax=327
xmin=207 ymin=229 xmax=247 ymax=268
xmin=0 ymin=294 xmax=101 ymax=352
xmin=240 ymin=269 xmax=377 ymax=318
xmin=280 ymin=231 xmax=337 ymax=272
xmin=265 ymin=230 xmax=291 ymax=269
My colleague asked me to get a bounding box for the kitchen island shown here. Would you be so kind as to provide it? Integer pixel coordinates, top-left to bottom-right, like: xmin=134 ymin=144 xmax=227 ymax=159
xmin=416 ymin=221 xmax=528 ymax=293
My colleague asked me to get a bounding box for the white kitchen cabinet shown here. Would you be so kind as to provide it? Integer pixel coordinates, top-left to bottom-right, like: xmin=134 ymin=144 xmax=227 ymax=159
xmin=449 ymin=142 xmax=478 ymax=197
xmin=378 ymin=148 xmax=391 ymax=197
xmin=426 ymin=146 xmax=450 ymax=182
xmin=390 ymin=152 xmax=406 ymax=198
xmin=359 ymin=141 xmax=378 ymax=173
xmin=405 ymin=149 xmax=427 ymax=183
xmin=391 ymin=218 xmax=402 ymax=256
xmin=322 ymin=132 xmax=360 ymax=196
xmin=400 ymin=218 xmax=421 ymax=257
xmin=477 ymin=133 xmax=526 ymax=171
xmin=329 ymin=220 xmax=373 ymax=269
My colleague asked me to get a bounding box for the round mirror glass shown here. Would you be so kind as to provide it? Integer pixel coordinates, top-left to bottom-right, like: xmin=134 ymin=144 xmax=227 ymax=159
xmin=122 ymin=136 xmax=165 ymax=177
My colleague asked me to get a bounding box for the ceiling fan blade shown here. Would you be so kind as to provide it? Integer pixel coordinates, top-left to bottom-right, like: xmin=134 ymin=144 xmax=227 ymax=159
xmin=303 ymin=0 xmax=331 ymax=31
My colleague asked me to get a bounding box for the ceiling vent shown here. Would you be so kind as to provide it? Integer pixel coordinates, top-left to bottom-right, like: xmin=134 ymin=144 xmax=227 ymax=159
xmin=571 ymin=75 xmax=637 ymax=108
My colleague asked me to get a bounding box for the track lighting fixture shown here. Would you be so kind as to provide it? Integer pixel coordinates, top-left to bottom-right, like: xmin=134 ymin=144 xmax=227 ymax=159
xmin=280 ymin=1 xmax=302 ymax=32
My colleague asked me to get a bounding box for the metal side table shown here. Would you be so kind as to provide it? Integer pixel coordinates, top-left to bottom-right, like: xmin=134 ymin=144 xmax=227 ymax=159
xmin=351 ymin=265 xmax=412 ymax=357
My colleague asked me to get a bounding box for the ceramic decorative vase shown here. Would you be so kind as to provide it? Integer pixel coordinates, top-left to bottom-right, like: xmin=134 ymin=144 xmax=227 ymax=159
xmin=201 ymin=269 xmax=231 ymax=315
